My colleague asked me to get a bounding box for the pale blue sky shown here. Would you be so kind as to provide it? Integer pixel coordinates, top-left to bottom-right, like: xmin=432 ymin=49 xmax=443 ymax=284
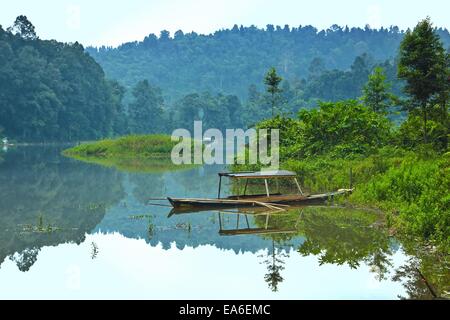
xmin=1 ymin=0 xmax=449 ymax=47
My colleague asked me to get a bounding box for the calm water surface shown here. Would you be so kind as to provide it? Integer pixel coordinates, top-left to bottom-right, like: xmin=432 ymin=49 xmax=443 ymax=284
xmin=0 ymin=146 xmax=445 ymax=299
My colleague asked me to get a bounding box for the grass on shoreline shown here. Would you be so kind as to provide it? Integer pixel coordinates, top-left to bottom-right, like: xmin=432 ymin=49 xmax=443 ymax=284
xmin=63 ymin=134 xmax=178 ymax=158
xmin=62 ymin=134 xmax=198 ymax=173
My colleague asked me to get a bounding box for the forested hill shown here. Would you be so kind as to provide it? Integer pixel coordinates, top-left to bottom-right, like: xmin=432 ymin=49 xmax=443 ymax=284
xmin=87 ymin=24 xmax=450 ymax=100
xmin=1 ymin=17 xmax=449 ymax=142
xmin=0 ymin=17 xmax=125 ymax=142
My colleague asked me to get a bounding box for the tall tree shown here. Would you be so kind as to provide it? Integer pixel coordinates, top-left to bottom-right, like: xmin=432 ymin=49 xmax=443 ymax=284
xmin=362 ymin=67 xmax=393 ymax=113
xmin=398 ymin=17 xmax=449 ymax=143
xmin=264 ymin=67 xmax=282 ymax=116
xmin=7 ymin=15 xmax=37 ymax=40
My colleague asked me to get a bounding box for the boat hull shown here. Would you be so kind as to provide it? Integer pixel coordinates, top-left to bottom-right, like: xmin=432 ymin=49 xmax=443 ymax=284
xmin=167 ymin=190 xmax=349 ymax=211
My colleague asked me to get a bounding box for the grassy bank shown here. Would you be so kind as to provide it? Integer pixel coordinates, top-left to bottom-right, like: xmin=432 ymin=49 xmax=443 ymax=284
xmin=63 ymin=134 xmax=178 ymax=158
xmin=63 ymin=134 xmax=198 ymax=173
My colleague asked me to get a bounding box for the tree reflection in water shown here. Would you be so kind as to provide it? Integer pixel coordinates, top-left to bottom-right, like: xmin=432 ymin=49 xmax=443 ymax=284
xmin=259 ymin=239 xmax=288 ymax=292
xmin=0 ymin=146 xmax=125 ymax=272
xmin=252 ymin=206 xmax=395 ymax=291
xmin=392 ymin=240 xmax=450 ymax=299
xmin=296 ymin=207 xmax=394 ymax=280
xmin=9 ymin=247 xmax=40 ymax=272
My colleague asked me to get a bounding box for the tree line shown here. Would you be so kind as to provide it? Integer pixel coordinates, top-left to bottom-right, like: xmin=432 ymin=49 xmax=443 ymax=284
xmin=86 ymin=22 xmax=450 ymax=101
xmin=0 ymin=16 xmax=448 ymax=142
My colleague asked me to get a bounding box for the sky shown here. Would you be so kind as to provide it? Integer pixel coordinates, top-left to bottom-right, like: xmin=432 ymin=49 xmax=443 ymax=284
xmin=1 ymin=0 xmax=449 ymax=47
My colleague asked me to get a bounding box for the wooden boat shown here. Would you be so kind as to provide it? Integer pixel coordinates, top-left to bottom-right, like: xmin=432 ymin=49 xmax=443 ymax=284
xmin=167 ymin=170 xmax=352 ymax=210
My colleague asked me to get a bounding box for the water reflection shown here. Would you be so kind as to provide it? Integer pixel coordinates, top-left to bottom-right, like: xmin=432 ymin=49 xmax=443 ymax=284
xmin=200 ymin=207 xmax=394 ymax=292
xmin=0 ymin=146 xmax=447 ymax=299
xmin=0 ymin=146 xmax=124 ymax=271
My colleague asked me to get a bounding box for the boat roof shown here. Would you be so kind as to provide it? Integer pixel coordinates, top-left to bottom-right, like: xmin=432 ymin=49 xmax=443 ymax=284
xmin=218 ymin=170 xmax=297 ymax=179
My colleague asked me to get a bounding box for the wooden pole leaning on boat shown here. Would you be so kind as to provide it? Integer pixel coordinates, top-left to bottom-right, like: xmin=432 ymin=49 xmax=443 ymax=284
xmin=264 ymin=179 xmax=270 ymax=197
xmin=174 ymin=197 xmax=288 ymax=212
xmin=294 ymin=177 xmax=304 ymax=195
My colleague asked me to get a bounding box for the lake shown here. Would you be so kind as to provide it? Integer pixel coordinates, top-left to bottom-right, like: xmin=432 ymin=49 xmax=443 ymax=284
xmin=0 ymin=146 xmax=444 ymax=299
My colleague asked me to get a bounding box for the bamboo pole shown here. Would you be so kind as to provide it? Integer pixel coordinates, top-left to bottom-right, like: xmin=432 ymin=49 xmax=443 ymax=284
xmin=294 ymin=177 xmax=304 ymax=195
xmin=264 ymin=179 xmax=270 ymax=197
xmin=147 ymin=202 xmax=172 ymax=207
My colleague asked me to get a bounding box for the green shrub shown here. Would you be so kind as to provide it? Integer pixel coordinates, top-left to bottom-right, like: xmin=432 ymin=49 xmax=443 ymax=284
xmin=353 ymin=153 xmax=449 ymax=246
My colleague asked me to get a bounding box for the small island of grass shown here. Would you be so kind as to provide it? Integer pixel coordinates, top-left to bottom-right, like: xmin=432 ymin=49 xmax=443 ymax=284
xmin=63 ymin=134 xmax=195 ymax=173
xmin=63 ymin=134 xmax=178 ymax=158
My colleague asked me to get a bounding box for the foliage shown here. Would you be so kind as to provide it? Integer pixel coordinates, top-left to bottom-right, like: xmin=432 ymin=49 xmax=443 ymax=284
xmin=129 ymin=80 xmax=164 ymax=134
xmin=351 ymin=152 xmax=450 ymax=247
xmin=171 ymin=92 xmax=243 ymax=131
xmin=234 ymin=141 xmax=449 ymax=251
xmin=0 ymin=17 xmax=126 ymax=141
xmin=297 ymin=100 xmax=392 ymax=157
xmin=255 ymin=115 xmax=302 ymax=161
xmin=396 ymin=114 xmax=449 ymax=151
xmin=252 ymin=100 xmax=393 ymax=161
xmin=264 ymin=67 xmax=283 ymax=116
xmin=398 ymin=17 xmax=450 ymax=143
xmin=362 ymin=66 xmax=395 ymax=113
xmin=6 ymin=15 xmax=37 ymax=40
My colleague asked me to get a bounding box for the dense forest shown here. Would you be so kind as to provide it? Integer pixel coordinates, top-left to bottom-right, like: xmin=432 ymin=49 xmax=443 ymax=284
xmin=0 ymin=16 xmax=125 ymax=141
xmin=1 ymin=16 xmax=449 ymax=142
xmin=86 ymin=24 xmax=450 ymax=100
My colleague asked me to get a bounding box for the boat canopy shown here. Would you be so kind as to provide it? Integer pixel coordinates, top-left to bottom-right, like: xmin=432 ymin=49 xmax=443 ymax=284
xmin=218 ymin=170 xmax=296 ymax=179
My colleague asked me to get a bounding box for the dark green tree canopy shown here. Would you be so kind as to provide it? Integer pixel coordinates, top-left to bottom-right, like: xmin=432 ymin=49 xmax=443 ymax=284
xmin=129 ymin=80 xmax=164 ymax=134
xmin=398 ymin=17 xmax=447 ymax=107
xmin=7 ymin=15 xmax=37 ymax=40
xmin=0 ymin=17 xmax=125 ymax=141
xmin=264 ymin=67 xmax=283 ymax=94
xmin=264 ymin=67 xmax=283 ymax=116
xmin=398 ymin=17 xmax=449 ymax=143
